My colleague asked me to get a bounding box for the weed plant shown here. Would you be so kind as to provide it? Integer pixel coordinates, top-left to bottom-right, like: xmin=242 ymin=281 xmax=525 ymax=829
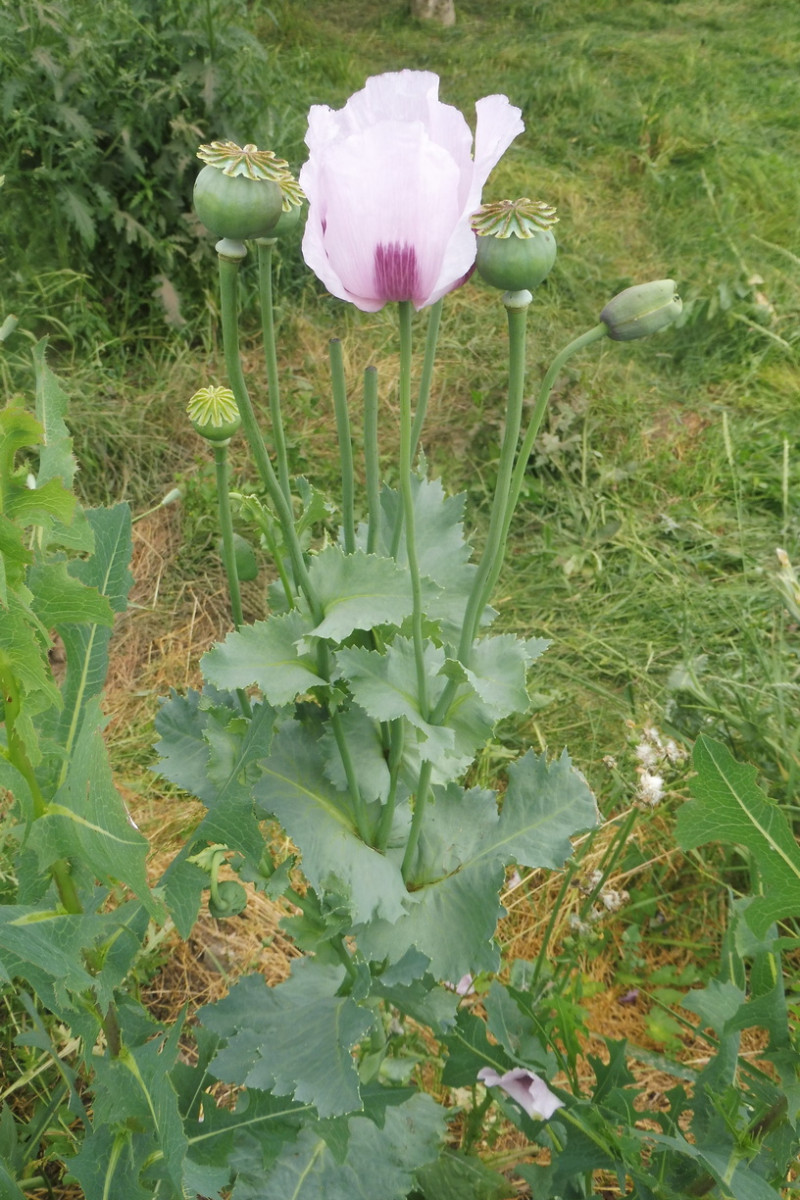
xmin=0 ymin=0 xmax=303 ymax=345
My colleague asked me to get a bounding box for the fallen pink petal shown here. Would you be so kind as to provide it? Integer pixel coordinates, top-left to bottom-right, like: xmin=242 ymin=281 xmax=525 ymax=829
xmin=478 ymin=1066 xmax=564 ymax=1120
xmin=299 ymin=69 xmax=524 ymax=311
xmin=445 ymin=972 xmax=475 ymax=995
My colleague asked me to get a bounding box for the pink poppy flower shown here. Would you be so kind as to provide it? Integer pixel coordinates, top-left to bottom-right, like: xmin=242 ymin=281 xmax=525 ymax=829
xmin=299 ymin=70 xmax=524 ymax=312
xmin=478 ymin=1066 xmax=564 ymax=1120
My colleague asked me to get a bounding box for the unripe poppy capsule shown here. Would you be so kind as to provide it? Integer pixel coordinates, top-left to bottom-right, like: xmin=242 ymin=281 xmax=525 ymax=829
xmin=194 ymin=140 xmax=304 ymax=241
xmin=187 ymin=386 xmax=241 ymax=443
xmin=473 ymin=199 xmax=558 ymax=293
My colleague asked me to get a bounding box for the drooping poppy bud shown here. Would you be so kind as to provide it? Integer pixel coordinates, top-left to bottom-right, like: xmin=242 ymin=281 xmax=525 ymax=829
xmin=600 ymin=279 xmax=682 ymax=341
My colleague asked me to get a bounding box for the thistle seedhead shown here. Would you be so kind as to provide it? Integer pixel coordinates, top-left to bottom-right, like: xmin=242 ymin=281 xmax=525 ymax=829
xmin=472 ymin=198 xmax=558 ymax=239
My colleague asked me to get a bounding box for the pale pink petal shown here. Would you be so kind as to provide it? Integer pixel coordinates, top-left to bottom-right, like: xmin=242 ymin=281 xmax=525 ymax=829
xmin=469 ymin=94 xmax=526 ymax=207
xmin=300 ymin=71 xmax=524 ymax=311
xmin=353 ymin=70 xmax=442 ymax=127
xmin=478 ymin=1066 xmax=564 ymax=1121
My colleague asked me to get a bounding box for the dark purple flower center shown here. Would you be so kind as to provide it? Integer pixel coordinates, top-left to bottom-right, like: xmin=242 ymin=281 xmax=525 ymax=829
xmin=373 ymin=241 xmax=419 ymax=302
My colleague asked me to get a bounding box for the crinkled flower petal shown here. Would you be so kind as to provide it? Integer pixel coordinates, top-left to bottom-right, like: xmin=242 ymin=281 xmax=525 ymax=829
xmin=300 ymin=70 xmax=524 ymax=311
xmin=478 ymin=1066 xmax=564 ymax=1120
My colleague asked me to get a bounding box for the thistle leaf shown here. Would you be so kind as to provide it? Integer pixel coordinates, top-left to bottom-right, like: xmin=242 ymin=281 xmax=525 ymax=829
xmin=676 ymin=735 xmax=800 ymax=934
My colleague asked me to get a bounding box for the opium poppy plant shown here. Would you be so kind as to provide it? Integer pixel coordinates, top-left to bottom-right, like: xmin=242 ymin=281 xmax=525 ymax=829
xmin=299 ymin=69 xmax=524 ymax=311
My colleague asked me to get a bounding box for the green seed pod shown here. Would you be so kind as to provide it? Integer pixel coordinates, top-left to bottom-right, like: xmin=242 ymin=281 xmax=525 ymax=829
xmin=600 ymin=280 xmax=682 ymax=341
xmin=473 ymin=198 xmax=558 ymax=292
xmin=208 ymin=879 xmax=248 ymax=919
xmin=194 ymin=140 xmax=305 ymax=242
xmin=194 ymin=166 xmax=283 ymax=241
xmin=216 ymin=532 xmax=259 ymax=582
xmin=264 ymin=201 xmax=303 ymax=240
xmin=187 ymin=386 xmax=241 ymax=443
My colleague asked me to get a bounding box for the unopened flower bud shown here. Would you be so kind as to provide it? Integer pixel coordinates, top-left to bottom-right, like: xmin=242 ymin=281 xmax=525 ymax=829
xmin=473 ymin=199 xmax=558 ymax=292
xmin=217 ymin=532 xmax=259 ymax=581
xmin=208 ymin=879 xmax=248 ymax=919
xmin=187 ymin=385 xmax=241 ymax=443
xmin=600 ymin=280 xmax=682 ymax=341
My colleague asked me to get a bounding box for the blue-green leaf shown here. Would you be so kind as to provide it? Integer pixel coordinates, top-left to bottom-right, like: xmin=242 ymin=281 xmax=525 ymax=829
xmin=202 ymin=610 xmax=325 ymax=704
xmin=356 ymin=785 xmax=506 ymax=981
xmin=154 ymin=691 xmax=275 ymax=934
xmin=253 ymin=723 xmax=408 ymax=924
xmin=201 ymin=961 xmax=375 ymax=1119
xmin=361 ymin=477 xmax=478 ymax=644
xmin=415 ymin=1149 xmax=514 ymax=1200
xmin=305 ymin=547 xmax=412 ymax=643
xmin=336 ymin=639 xmax=455 ymax=762
xmin=463 ymin=634 xmax=547 ymax=718
xmin=251 ymin=1092 xmax=444 ymax=1200
xmin=496 ymin=748 xmax=599 ymax=868
xmin=357 ymin=752 xmax=596 ymax=980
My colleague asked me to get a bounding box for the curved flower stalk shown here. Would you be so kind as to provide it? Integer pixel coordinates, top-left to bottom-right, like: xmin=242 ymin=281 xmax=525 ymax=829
xmin=299 ymin=70 xmax=524 ymax=311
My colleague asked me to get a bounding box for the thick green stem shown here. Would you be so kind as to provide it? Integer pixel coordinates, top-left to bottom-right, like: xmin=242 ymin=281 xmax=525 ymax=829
xmin=430 ymin=294 xmax=531 ymax=728
xmin=331 ymin=707 xmax=372 ymax=844
xmin=287 ymin=886 xmax=357 ymax=982
xmin=213 ymin=444 xmax=251 ymax=717
xmin=397 ymin=301 xmax=428 ymax=719
xmin=329 ymin=339 xmax=356 ymax=554
xmin=457 ymin=294 xmax=531 ymax=665
xmin=256 ymin=238 xmax=292 ymax=503
xmin=217 ymin=249 xmax=321 ymax=622
xmin=376 ymin=719 xmax=405 ymax=852
xmin=409 ymin=297 xmax=443 ymax=462
xmin=213 ymin=444 xmax=245 ymax=630
xmin=401 ymin=759 xmax=433 ymax=883
xmin=363 ymin=365 xmax=381 ymax=555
